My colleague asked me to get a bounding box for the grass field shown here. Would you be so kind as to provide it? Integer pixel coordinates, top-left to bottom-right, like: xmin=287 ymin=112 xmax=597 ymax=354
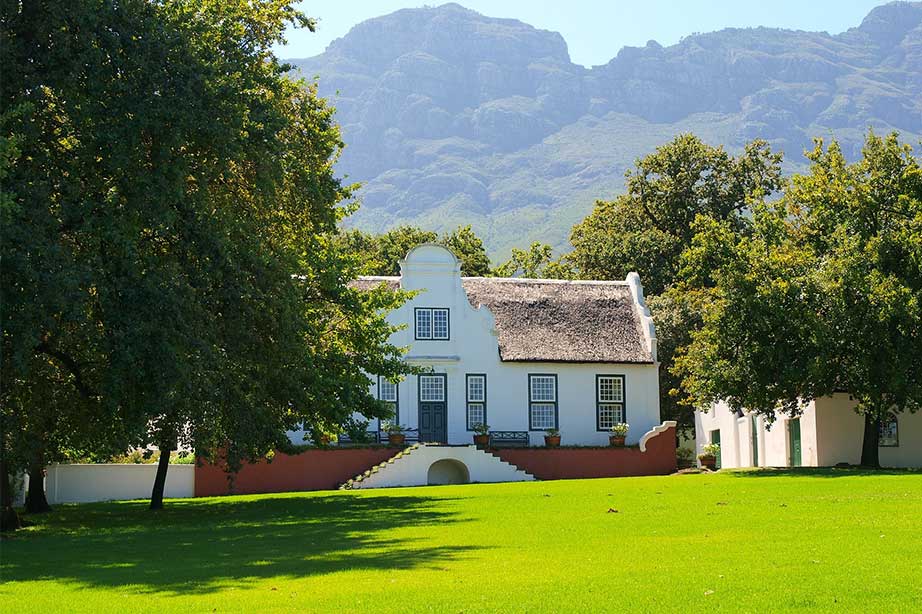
xmin=1 ymin=469 xmax=920 ymax=613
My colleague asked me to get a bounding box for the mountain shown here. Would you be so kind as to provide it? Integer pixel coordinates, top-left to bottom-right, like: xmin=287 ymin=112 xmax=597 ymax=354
xmin=289 ymin=2 xmax=922 ymax=257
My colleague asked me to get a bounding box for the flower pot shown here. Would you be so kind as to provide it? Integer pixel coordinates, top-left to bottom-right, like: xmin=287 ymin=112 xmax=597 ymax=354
xmin=388 ymin=433 xmax=406 ymax=446
xmin=318 ymin=435 xmax=331 ymax=446
xmin=544 ymin=435 xmax=561 ymax=447
xmin=699 ymin=456 xmax=716 ymax=470
xmin=473 ymin=434 xmax=490 ymax=447
xmin=609 ymin=435 xmax=626 ymax=447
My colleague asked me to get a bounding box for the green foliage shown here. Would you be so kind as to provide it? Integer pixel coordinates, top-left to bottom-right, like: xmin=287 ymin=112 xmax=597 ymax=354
xmin=471 ymin=423 xmax=490 ymax=436
xmin=677 ymin=132 xmax=922 ymax=464
xmin=441 ymin=225 xmax=493 ymax=277
xmin=609 ymin=423 xmax=629 ymax=437
xmin=337 ymin=224 xmax=493 ymax=276
xmin=646 ymin=291 xmax=708 ymax=436
xmin=494 ymin=242 xmax=573 ymax=279
xmin=0 ymin=0 xmax=415 ymax=495
xmin=699 ymin=443 xmax=721 ymax=459
xmin=569 ymin=134 xmax=784 ymax=294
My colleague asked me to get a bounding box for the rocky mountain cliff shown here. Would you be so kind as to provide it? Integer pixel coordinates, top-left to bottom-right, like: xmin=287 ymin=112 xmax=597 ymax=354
xmin=289 ymin=2 xmax=922 ymax=256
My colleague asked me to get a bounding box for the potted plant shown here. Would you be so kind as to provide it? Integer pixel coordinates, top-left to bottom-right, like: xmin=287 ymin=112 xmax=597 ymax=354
xmin=472 ymin=423 xmax=490 ymax=447
xmin=698 ymin=443 xmax=720 ymax=470
xmin=609 ymin=423 xmax=629 ymax=446
xmin=544 ymin=428 xmax=561 ymax=447
xmin=382 ymin=421 xmax=407 ymax=446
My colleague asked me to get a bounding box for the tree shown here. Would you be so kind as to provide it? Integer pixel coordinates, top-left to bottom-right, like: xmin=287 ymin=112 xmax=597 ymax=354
xmin=564 ymin=135 xmax=783 ymax=434
xmin=1 ymin=0 xmax=415 ymax=518
xmin=440 ymin=225 xmax=492 ymax=277
xmin=645 ymin=292 xmax=707 ymax=438
xmin=677 ymin=133 xmax=922 ymax=466
xmin=569 ymin=134 xmax=784 ymax=295
xmin=336 ymin=224 xmax=494 ymax=276
xmin=495 ymin=242 xmax=572 ymax=278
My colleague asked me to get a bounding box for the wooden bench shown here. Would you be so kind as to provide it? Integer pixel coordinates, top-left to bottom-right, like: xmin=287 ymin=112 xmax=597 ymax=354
xmin=488 ymin=431 xmax=530 ymax=448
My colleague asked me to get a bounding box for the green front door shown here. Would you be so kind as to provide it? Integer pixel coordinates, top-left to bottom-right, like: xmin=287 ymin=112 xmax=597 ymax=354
xmin=750 ymin=415 xmax=759 ymax=467
xmin=788 ymin=418 xmax=802 ymax=467
xmin=710 ymin=429 xmax=722 ymax=469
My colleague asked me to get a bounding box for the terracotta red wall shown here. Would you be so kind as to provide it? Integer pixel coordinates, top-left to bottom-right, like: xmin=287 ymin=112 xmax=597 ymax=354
xmin=494 ymin=426 xmax=677 ymax=480
xmin=194 ymin=448 xmax=399 ymax=497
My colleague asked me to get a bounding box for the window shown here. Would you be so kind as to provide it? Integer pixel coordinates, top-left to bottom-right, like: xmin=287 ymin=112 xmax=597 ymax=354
xmin=378 ymin=376 xmax=398 ymax=423
xmin=466 ymin=374 xmax=487 ymax=430
xmin=415 ymin=308 xmax=449 ymax=340
xmin=419 ymin=375 xmax=446 ymax=402
xmin=879 ymin=415 xmax=899 ymax=447
xmin=528 ymin=374 xmax=558 ymax=430
xmin=596 ymin=375 xmax=625 ymax=430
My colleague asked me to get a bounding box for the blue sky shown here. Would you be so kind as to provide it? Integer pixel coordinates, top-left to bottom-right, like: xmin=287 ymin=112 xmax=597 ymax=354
xmin=279 ymin=0 xmax=889 ymax=66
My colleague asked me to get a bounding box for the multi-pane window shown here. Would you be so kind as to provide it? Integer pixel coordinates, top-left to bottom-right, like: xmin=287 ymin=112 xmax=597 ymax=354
xmin=466 ymin=374 xmax=486 ymax=430
xmin=419 ymin=375 xmax=446 ymax=402
xmin=879 ymin=415 xmax=899 ymax=447
xmin=378 ymin=376 xmax=398 ymax=425
xmin=528 ymin=374 xmax=558 ymax=430
xmin=415 ymin=308 xmax=449 ymax=340
xmin=596 ymin=375 xmax=625 ymax=430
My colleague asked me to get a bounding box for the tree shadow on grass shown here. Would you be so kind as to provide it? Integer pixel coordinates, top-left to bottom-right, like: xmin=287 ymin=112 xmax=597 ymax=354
xmin=0 ymin=492 xmax=478 ymax=595
xmin=725 ymin=467 xmax=921 ymax=478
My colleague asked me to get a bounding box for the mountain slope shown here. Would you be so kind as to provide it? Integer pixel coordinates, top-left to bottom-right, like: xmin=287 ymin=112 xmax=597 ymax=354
xmin=289 ymin=2 xmax=922 ymax=257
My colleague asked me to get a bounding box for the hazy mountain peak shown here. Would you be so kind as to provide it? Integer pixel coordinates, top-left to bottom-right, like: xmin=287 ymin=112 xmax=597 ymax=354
xmin=856 ymin=1 xmax=922 ymax=44
xmin=289 ymin=2 xmax=922 ymax=257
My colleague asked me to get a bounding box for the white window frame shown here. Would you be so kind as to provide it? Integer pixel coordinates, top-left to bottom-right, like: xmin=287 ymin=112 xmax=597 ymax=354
xmin=419 ymin=374 xmax=446 ymax=402
xmin=528 ymin=374 xmax=558 ymax=431
xmin=466 ymin=374 xmax=487 ymax=431
xmin=377 ymin=376 xmax=398 ymax=425
xmin=415 ymin=307 xmax=449 ymax=340
xmin=596 ymin=375 xmax=625 ymax=431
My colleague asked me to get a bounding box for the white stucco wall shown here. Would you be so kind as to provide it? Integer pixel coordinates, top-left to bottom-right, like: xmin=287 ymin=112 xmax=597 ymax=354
xmin=814 ymin=394 xmax=922 ymax=467
xmin=350 ymin=245 xmax=661 ymax=447
xmin=697 ymin=395 xmax=922 ymax=468
xmin=40 ymin=464 xmax=195 ymax=504
xmin=349 ymin=444 xmax=534 ymax=489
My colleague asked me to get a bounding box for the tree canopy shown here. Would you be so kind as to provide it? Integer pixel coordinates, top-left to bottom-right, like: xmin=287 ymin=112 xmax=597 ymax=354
xmin=1 ymin=0 xmax=413 ymax=522
xmin=676 ymin=132 xmax=922 ymax=466
xmin=338 ymin=224 xmax=493 ymax=276
xmin=569 ymin=134 xmax=784 ymax=295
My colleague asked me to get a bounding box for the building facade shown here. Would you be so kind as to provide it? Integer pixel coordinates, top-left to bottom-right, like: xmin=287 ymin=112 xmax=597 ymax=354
xmin=345 ymin=244 xmax=662 ymax=447
xmin=695 ymin=393 xmax=922 ymax=468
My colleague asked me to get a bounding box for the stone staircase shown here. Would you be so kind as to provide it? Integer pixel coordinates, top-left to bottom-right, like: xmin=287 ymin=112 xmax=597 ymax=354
xmin=340 ymin=443 xmax=534 ymax=489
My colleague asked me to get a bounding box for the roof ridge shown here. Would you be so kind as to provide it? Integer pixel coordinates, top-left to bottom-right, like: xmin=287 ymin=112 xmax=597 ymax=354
xmin=462 ymin=277 xmax=630 ymax=285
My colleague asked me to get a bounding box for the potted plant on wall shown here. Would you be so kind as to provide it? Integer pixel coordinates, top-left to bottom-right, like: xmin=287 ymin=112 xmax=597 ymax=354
xmin=609 ymin=423 xmax=629 ymax=446
xmin=698 ymin=443 xmax=720 ymax=470
xmin=382 ymin=421 xmax=407 ymax=447
xmin=544 ymin=428 xmax=561 ymax=447
xmin=472 ymin=423 xmax=490 ymax=447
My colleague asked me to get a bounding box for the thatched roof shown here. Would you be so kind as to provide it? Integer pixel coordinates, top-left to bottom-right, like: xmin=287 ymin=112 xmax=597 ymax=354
xmin=462 ymin=278 xmax=653 ymax=363
xmin=349 ymin=275 xmax=654 ymax=364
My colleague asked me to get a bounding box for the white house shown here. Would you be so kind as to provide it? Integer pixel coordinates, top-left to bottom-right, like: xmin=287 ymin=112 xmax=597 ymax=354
xmin=345 ymin=244 xmax=662 ymax=447
xmin=696 ymin=394 xmax=922 ymax=468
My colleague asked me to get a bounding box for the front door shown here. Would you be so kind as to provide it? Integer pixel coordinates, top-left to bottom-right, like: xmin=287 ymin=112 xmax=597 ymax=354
xmin=710 ymin=429 xmax=722 ymax=469
xmin=418 ymin=374 xmax=447 ymax=443
xmin=750 ymin=415 xmax=759 ymax=467
xmin=788 ymin=418 xmax=802 ymax=467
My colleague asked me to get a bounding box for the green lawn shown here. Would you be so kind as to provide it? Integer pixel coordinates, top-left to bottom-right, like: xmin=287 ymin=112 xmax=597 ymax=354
xmin=2 ymin=469 xmax=920 ymax=613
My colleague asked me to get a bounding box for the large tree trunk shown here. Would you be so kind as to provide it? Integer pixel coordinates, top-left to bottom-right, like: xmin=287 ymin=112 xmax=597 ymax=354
xmin=25 ymin=446 xmax=52 ymax=514
xmin=860 ymin=412 xmax=880 ymax=468
xmin=0 ymin=456 xmax=22 ymax=532
xmin=149 ymin=445 xmax=173 ymax=510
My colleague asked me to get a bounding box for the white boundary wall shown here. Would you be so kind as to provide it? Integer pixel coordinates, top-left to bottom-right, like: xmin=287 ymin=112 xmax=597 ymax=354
xmin=37 ymin=464 xmax=195 ymax=504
